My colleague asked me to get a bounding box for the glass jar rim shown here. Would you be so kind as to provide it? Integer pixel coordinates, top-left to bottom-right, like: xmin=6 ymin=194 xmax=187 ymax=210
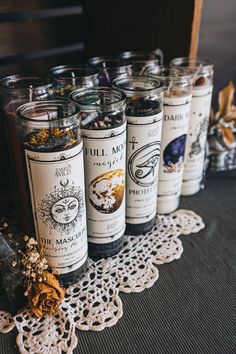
xmin=119 ymin=50 xmax=160 ymax=64
xmin=147 ymin=66 xmax=193 ymax=80
xmin=113 ymin=75 xmax=163 ymax=95
xmin=0 ymin=75 xmax=53 ymax=93
xmin=70 ymin=86 xmax=126 ymax=111
xmin=170 ymin=57 xmax=213 ymax=70
xmin=17 ymin=99 xmax=80 ymax=128
xmin=48 ymin=65 xmax=99 ymax=81
xmin=88 ymin=56 xmax=132 ymax=69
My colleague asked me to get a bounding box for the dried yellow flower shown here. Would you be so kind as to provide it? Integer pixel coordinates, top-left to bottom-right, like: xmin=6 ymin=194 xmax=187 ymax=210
xmin=28 ymin=271 xmax=65 ymax=318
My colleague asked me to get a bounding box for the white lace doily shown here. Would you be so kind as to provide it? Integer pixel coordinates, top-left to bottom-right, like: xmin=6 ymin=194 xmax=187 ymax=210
xmin=0 ymin=209 xmax=204 ymax=354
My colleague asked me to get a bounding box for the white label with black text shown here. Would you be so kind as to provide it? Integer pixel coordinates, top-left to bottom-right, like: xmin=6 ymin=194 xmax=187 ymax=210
xmin=82 ymin=123 xmax=126 ymax=244
xmin=158 ymin=95 xmax=192 ymax=200
xmin=126 ymin=112 xmax=163 ymax=224
xmin=183 ymin=85 xmax=213 ymax=183
xmin=25 ymin=142 xmax=87 ymax=274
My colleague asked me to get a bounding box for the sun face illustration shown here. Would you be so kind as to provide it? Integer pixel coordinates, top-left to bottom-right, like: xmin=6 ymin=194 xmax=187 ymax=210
xmin=37 ymin=179 xmax=84 ymax=234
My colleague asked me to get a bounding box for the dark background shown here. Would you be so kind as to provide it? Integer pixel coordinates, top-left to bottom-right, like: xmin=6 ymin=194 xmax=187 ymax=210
xmin=0 ymin=0 xmax=235 ymax=107
xmin=0 ymin=0 xmax=194 ymax=75
xmin=199 ymin=0 xmax=236 ymax=109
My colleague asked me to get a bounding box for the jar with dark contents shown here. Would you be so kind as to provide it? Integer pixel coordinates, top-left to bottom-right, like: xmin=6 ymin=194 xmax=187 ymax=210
xmin=49 ymin=65 xmax=99 ymax=98
xmin=170 ymin=58 xmax=214 ymax=195
xmin=17 ymin=100 xmax=88 ymax=287
xmin=113 ymin=76 xmax=163 ymax=235
xmin=0 ymin=75 xmax=54 ymax=233
xmin=70 ymin=87 xmax=126 ymax=260
xmin=119 ymin=50 xmax=163 ymax=75
xmin=87 ymin=56 xmax=132 ymax=86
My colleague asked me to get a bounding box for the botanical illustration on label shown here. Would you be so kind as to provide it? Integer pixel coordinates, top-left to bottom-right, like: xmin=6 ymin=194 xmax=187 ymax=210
xmin=126 ymin=112 xmax=163 ymax=224
xmin=25 ymin=142 xmax=88 ymax=274
xmin=158 ymin=95 xmax=191 ymax=200
xmin=82 ymin=123 xmax=126 ymax=244
xmin=183 ymin=86 xmax=213 ymax=183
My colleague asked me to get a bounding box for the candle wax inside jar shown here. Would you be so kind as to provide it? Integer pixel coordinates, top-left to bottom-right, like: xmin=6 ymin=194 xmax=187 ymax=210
xmin=4 ymin=101 xmax=34 ymax=234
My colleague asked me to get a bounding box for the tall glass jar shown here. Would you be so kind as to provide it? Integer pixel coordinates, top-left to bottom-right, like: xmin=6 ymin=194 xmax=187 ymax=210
xmin=17 ymin=100 xmax=88 ymax=287
xmin=70 ymin=87 xmax=126 ymax=260
xmin=119 ymin=50 xmax=163 ymax=75
xmin=49 ymin=65 xmax=99 ymax=98
xmin=87 ymin=56 xmax=132 ymax=86
xmin=170 ymin=57 xmax=214 ymax=195
xmin=113 ymin=76 xmax=163 ymax=234
xmin=0 ymin=75 xmax=54 ymax=232
xmin=148 ymin=67 xmax=193 ymax=214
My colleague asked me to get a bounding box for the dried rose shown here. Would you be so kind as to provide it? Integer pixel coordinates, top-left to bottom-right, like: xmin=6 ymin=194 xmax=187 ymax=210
xmin=28 ymin=271 xmax=65 ymax=317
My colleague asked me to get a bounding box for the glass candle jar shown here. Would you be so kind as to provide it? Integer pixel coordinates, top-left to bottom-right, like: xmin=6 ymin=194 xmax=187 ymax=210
xmin=70 ymin=87 xmax=126 ymax=260
xmin=113 ymin=76 xmax=163 ymax=234
xmin=148 ymin=67 xmax=193 ymax=214
xmin=119 ymin=50 xmax=163 ymax=75
xmin=170 ymin=57 xmax=214 ymax=195
xmin=87 ymin=56 xmax=132 ymax=86
xmin=0 ymin=75 xmax=54 ymax=232
xmin=49 ymin=65 xmax=99 ymax=98
xmin=17 ymin=100 xmax=88 ymax=287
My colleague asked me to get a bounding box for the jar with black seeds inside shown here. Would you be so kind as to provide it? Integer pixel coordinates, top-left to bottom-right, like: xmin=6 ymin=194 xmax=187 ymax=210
xmin=70 ymin=87 xmax=127 ymax=260
xmin=113 ymin=76 xmax=164 ymax=235
xmin=17 ymin=100 xmax=88 ymax=287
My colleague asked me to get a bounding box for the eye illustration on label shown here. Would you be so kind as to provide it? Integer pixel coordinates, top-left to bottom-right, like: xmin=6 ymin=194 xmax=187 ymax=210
xmin=128 ymin=142 xmax=160 ymax=187
xmin=163 ymin=134 xmax=187 ymax=173
xmin=189 ymin=116 xmax=208 ymax=158
xmin=37 ymin=179 xmax=84 ymax=234
xmin=88 ymin=169 xmax=125 ymax=214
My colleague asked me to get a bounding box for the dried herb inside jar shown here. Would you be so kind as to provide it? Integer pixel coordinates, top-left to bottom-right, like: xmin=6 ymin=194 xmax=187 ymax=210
xmin=23 ymin=127 xmax=79 ymax=152
xmin=126 ymin=96 xmax=161 ymax=116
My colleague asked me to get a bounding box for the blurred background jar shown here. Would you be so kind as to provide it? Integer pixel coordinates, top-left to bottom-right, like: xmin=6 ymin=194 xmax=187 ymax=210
xmin=147 ymin=66 xmax=193 ymax=214
xmin=170 ymin=57 xmax=214 ymax=195
xmin=70 ymin=87 xmax=126 ymax=260
xmin=119 ymin=50 xmax=163 ymax=75
xmin=0 ymin=75 xmax=53 ymax=232
xmin=49 ymin=65 xmax=99 ymax=98
xmin=87 ymin=56 xmax=132 ymax=86
xmin=113 ymin=75 xmax=163 ymax=234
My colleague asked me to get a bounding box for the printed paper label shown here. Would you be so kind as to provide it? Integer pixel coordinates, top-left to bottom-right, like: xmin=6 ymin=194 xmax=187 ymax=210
xmin=126 ymin=112 xmax=163 ymax=224
xmin=183 ymin=85 xmax=213 ymax=183
xmin=158 ymin=95 xmax=192 ymax=200
xmin=82 ymin=123 xmax=126 ymax=244
xmin=25 ymin=142 xmax=87 ymax=274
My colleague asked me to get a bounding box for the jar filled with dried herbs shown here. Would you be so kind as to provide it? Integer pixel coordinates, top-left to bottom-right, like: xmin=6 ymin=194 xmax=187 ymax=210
xmin=70 ymin=87 xmax=126 ymax=259
xmin=49 ymin=65 xmax=99 ymax=98
xmin=171 ymin=57 xmax=214 ymax=195
xmin=17 ymin=100 xmax=88 ymax=286
xmin=113 ymin=75 xmax=163 ymax=234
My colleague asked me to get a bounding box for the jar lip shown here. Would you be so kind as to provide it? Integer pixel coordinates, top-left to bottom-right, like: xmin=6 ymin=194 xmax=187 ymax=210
xmin=70 ymin=86 xmax=127 ymax=110
xmin=113 ymin=75 xmax=163 ymax=94
xmin=48 ymin=65 xmax=99 ymax=81
xmin=17 ymin=99 xmax=80 ymax=126
xmin=170 ymin=57 xmax=214 ymax=70
xmin=88 ymin=56 xmax=132 ymax=69
xmin=148 ymin=66 xmax=193 ymax=80
xmin=119 ymin=50 xmax=160 ymax=62
xmin=0 ymin=74 xmax=53 ymax=92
